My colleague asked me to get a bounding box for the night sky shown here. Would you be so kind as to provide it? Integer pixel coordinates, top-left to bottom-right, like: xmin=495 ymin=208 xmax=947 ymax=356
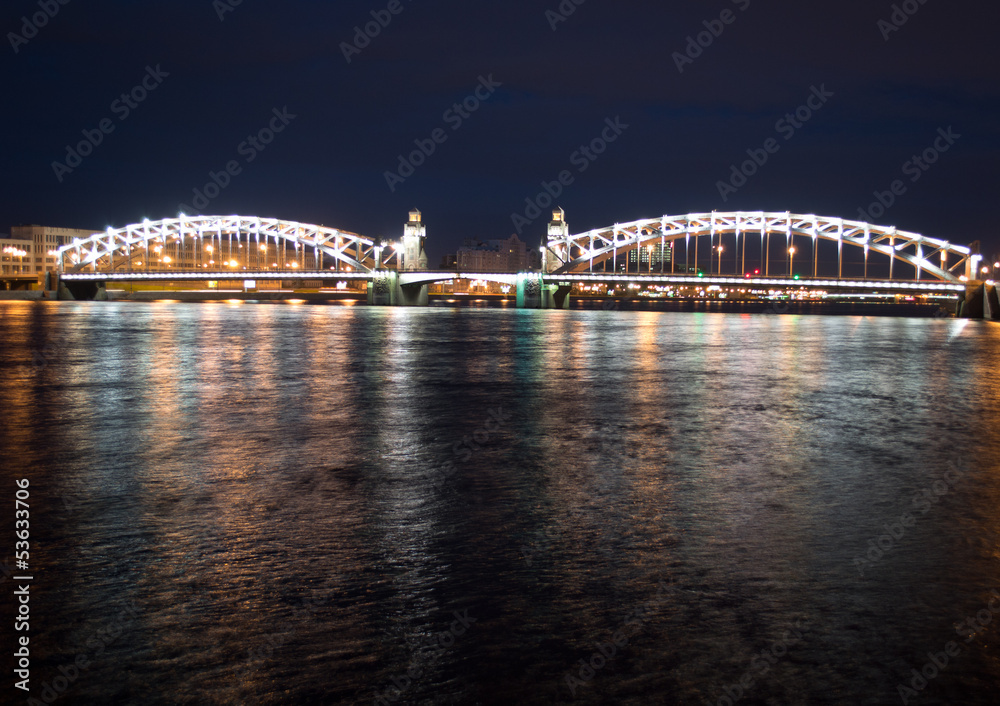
xmin=2 ymin=0 xmax=998 ymax=261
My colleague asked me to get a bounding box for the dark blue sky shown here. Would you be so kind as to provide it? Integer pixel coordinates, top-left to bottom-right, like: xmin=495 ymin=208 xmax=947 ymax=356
xmin=2 ymin=0 xmax=997 ymax=260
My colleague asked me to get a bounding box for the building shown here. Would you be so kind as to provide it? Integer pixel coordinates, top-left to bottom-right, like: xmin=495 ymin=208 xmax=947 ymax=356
xmin=1 ymin=225 xmax=99 ymax=279
xmin=624 ymin=242 xmax=672 ymax=272
xmin=1 ymin=232 xmax=31 ymax=277
xmin=457 ymin=234 xmax=535 ymax=273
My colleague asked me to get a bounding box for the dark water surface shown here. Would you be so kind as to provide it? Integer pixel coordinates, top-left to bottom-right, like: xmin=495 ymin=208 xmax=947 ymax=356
xmin=2 ymin=302 xmax=999 ymax=705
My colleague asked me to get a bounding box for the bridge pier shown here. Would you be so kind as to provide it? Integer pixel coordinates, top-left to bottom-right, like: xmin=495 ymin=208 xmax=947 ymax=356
xmin=366 ymin=271 xmax=428 ymax=307
xmin=551 ymin=284 xmax=572 ymax=309
xmin=396 ymin=282 xmax=428 ymax=306
xmin=57 ymin=276 xmax=100 ymax=301
xmin=366 ymin=210 xmax=431 ymax=306
xmin=515 ymin=274 xmax=570 ymax=309
xmin=959 ymin=281 xmax=1000 ymax=321
xmin=987 ymin=285 xmax=1000 ymax=321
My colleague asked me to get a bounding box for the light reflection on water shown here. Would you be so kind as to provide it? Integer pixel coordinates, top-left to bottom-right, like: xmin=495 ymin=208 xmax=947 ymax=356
xmin=1 ymin=302 xmax=999 ymax=705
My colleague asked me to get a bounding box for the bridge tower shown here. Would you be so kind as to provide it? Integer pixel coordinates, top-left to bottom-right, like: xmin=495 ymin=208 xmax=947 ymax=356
xmin=401 ymin=209 xmax=428 ymax=272
xmin=368 ymin=210 xmax=429 ymax=306
xmin=956 ymin=240 xmax=1000 ymax=319
xmin=516 ymin=208 xmax=570 ymax=309
xmin=543 ymin=208 xmax=567 ymax=274
xmin=965 ymin=241 xmax=982 ymax=281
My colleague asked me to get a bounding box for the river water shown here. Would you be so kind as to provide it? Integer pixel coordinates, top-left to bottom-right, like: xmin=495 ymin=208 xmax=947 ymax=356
xmin=2 ymin=302 xmax=999 ymax=705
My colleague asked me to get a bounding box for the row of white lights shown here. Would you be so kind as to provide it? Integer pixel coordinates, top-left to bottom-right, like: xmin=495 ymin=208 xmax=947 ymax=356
xmin=60 ymin=270 xmax=971 ymax=296
xmin=62 ymin=221 xmax=388 ymax=268
xmin=57 ymin=214 xmax=988 ymax=287
xmin=61 ymin=270 xmax=372 ymax=281
xmin=67 ymin=215 xmax=385 ymax=245
xmin=556 ymin=213 xmax=972 ymax=254
xmin=549 ymin=273 xmax=965 ymax=291
xmin=555 ymin=243 xmax=968 ymax=267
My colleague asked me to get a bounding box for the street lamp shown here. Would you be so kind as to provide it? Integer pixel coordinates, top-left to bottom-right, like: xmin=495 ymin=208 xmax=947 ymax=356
xmin=717 ymin=245 xmax=724 ymax=275
xmin=3 ymin=246 xmax=27 ymax=273
xmin=788 ymin=246 xmax=796 ymax=277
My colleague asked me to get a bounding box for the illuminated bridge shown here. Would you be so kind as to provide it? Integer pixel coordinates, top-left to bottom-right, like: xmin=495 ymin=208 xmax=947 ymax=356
xmin=55 ymin=210 xmax=991 ymax=314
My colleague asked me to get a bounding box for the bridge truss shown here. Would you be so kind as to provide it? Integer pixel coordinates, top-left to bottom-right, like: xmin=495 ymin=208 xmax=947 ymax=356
xmin=57 ymin=216 xmax=399 ymax=275
xmin=544 ymin=212 xmax=977 ymax=283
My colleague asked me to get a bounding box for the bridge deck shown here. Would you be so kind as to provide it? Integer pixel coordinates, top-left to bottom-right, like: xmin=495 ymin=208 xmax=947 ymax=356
xmin=57 ymin=269 xmax=965 ymax=293
xmin=548 ymin=273 xmax=964 ymax=292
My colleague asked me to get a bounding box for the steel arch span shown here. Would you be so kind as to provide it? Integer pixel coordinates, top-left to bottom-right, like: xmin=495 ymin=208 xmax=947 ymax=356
xmin=56 ymin=215 xmax=396 ymax=275
xmin=544 ymin=212 xmax=977 ymax=283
